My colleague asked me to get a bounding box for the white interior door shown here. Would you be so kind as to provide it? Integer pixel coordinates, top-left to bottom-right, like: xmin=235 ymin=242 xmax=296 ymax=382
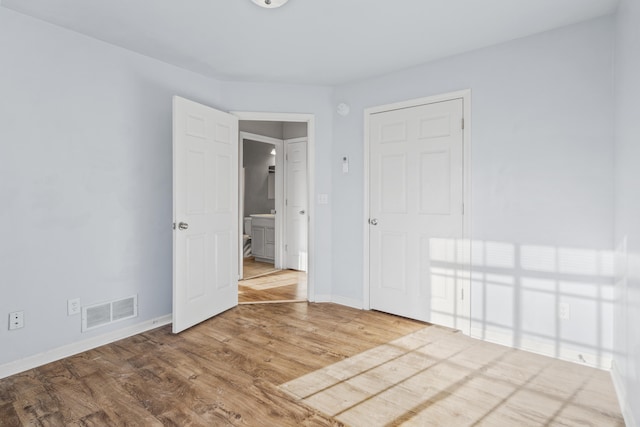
xmin=173 ymin=96 xmax=238 ymax=333
xmin=369 ymin=98 xmax=466 ymax=330
xmin=285 ymin=138 xmax=308 ymax=271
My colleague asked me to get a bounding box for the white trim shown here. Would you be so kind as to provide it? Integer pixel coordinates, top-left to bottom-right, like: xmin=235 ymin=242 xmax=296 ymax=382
xmin=470 ymin=326 xmax=612 ymax=370
xmin=462 ymin=92 xmax=472 ymax=332
xmin=611 ymin=360 xmax=637 ymax=427
xmin=363 ymin=89 xmax=472 ymax=334
xmin=238 ymin=132 xmax=285 ymax=274
xmin=0 ymin=314 xmax=172 ymax=380
xmin=331 ymin=295 xmax=364 ymax=310
xmin=365 ymin=90 xmax=472 ymax=115
xmin=363 ymin=109 xmax=371 ymax=311
xmin=314 ymin=295 xmax=363 ymax=310
xmin=313 ymin=294 xmax=332 ymax=303
xmin=232 ymin=112 xmax=316 ymax=302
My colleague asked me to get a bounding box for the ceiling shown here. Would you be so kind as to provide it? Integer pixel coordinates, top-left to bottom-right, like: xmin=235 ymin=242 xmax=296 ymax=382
xmin=1 ymin=0 xmax=619 ymax=86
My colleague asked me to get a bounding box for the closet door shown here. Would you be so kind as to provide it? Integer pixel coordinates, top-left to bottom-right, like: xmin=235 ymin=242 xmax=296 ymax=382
xmin=369 ymin=98 xmax=466 ymax=330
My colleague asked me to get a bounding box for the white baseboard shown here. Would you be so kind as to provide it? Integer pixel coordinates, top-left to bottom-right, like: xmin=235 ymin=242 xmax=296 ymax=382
xmin=0 ymin=314 xmax=172 ymax=380
xmin=611 ymin=360 xmax=638 ymax=427
xmin=330 ymin=295 xmax=363 ymax=309
xmin=313 ymin=294 xmax=363 ymax=310
xmin=313 ymin=294 xmax=331 ymax=303
xmin=470 ymin=326 xmax=612 ymax=370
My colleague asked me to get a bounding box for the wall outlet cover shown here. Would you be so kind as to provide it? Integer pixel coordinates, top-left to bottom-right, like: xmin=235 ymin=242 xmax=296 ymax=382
xmin=9 ymin=311 xmax=24 ymax=330
xmin=559 ymin=303 xmax=571 ymax=320
xmin=68 ymin=298 xmax=81 ymax=316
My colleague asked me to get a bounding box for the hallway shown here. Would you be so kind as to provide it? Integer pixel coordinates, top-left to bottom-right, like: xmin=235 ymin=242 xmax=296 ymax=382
xmin=239 ymin=258 xmax=307 ymax=304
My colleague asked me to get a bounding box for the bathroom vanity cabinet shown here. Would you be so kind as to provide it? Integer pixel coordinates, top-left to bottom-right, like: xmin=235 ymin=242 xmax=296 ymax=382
xmin=250 ymin=214 xmax=275 ymax=263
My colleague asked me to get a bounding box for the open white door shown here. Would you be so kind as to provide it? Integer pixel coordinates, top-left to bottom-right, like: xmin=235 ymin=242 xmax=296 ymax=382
xmin=173 ymin=96 xmax=239 ymax=333
xmin=285 ymin=138 xmax=308 ymax=271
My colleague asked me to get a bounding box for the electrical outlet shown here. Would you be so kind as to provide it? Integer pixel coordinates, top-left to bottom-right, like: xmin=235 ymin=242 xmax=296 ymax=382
xmin=9 ymin=311 xmax=24 ymax=330
xmin=68 ymin=298 xmax=81 ymax=316
xmin=559 ymin=303 xmax=571 ymax=320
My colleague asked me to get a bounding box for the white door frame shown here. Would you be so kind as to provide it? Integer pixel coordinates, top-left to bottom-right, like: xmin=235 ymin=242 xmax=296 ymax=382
xmin=363 ymin=89 xmax=472 ymax=334
xmin=232 ymin=112 xmax=315 ymax=302
xmin=238 ymin=131 xmax=285 ymax=278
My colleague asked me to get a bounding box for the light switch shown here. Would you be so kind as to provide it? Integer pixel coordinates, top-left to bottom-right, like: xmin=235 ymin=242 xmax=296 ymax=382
xmin=318 ymin=194 xmax=329 ymax=205
xmin=342 ymin=156 xmax=349 ymax=174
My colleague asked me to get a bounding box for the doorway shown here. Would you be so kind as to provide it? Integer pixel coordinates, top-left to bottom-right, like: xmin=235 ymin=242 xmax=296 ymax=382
xmin=239 ymin=131 xmax=284 ymax=278
xmin=236 ymin=116 xmax=312 ymax=304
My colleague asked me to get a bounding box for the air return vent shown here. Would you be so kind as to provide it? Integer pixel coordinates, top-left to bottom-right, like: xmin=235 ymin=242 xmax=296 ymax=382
xmin=82 ymin=295 xmax=138 ymax=332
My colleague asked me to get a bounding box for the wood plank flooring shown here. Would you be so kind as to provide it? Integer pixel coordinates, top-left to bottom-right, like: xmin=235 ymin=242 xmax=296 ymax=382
xmin=242 ymin=257 xmax=279 ymax=280
xmin=0 ymin=303 xmax=624 ymax=426
xmin=281 ymin=325 xmax=625 ymax=426
xmin=239 ymin=269 xmax=307 ymax=303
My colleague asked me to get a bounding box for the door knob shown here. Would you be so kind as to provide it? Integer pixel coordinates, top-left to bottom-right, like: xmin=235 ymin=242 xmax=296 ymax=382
xmin=369 ymin=218 xmax=378 ymax=226
xmin=178 ymin=222 xmax=189 ymax=230
xmin=299 ymin=210 xmax=306 ymax=215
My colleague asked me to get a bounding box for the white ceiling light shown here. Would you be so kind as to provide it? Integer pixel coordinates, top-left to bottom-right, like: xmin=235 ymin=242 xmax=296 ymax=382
xmin=251 ymin=0 xmax=289 ymax=9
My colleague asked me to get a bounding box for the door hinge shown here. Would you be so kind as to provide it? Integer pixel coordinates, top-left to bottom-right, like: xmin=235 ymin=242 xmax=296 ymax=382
xmin=461 ymin=118 xmax=465 ymax=130
xmin=286 ymin=199 xmax=288 ymax=206
xmin=461 ymin=288 xmax=465 ymax=300
xmin=285 ymin=244 xmax=288 ymax=252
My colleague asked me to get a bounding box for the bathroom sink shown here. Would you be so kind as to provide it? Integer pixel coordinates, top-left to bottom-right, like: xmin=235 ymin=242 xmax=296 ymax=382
xmin=250 ymin=214 xmax=275 ymax=219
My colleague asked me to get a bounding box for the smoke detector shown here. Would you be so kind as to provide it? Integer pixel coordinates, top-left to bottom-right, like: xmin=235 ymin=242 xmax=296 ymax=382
xmin=251 ymin=0 xmax=290 ymax=8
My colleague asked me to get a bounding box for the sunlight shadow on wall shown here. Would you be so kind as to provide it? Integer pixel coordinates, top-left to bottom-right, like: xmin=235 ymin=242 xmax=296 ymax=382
xmin=466 ymin=240 xmax=614 ymax=368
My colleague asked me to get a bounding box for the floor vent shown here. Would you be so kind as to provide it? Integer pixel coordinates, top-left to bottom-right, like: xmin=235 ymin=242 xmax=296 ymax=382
xmin=82 ymin=295 xmax=138 ymax=332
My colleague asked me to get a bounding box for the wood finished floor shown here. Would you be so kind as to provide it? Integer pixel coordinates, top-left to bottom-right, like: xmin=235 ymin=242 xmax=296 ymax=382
xmin=242 ymin=257 xmax=279 ymax=280
xmin=240 ymin=257 xmax=307 ymax=304
xmin=239 ymin=269 xmax=307 ymax=303
xmin=281 ymin=325 xmax=624 ymax=426
xmin=0 ymin=303 xmax=624 ymax=426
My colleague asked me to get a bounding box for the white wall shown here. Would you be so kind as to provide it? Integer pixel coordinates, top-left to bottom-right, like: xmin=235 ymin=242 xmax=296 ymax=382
xmin=332 ymin=17 xmax=615 ymax=367
xmin=283 ymin=122 xmax=308 ymax=139
xmin=238 ymin=121 xmax=308 ymax=140
xmin=239 ymin=120 xmax=284 ymax=139
xmin=613 ymin=0 xmax=640 ymax=424
xmin=0 ymin=8 xmax=224 ymax=365
xmin=0 ymin=8 xmax=335 ymax=369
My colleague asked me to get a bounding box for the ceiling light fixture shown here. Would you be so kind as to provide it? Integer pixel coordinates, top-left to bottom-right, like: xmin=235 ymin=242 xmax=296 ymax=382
xmin=251 ymin=0 xmax=290 ymax=9
xmin=251 ymin=0 xmax=289 ymax=9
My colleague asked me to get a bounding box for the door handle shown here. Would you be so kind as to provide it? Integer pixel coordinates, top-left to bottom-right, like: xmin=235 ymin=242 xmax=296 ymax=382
xmin=369 ymin=218 xmax=378 ymax=226
xmin=299 ymin=210 xmax=306 ymax=215
xmin=178 ymin=222 xmax=189 ymax=230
